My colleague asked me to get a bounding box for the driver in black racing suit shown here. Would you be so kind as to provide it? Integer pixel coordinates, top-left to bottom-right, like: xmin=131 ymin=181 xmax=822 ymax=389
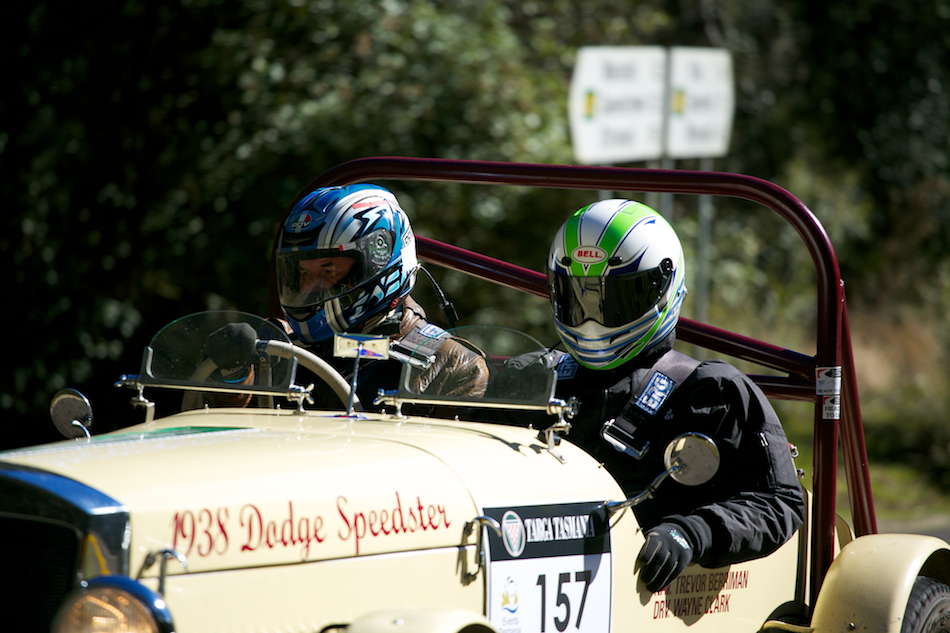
xmin=543 ymin=199 xmax=805 ymax=594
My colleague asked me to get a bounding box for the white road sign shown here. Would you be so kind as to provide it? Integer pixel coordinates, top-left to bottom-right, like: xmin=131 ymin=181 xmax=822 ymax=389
xmin=568 ymin=46 xmax=667 ymax=164
xmin=665 ymin=47 xmax=735 ymax=159
xmin=569 ymin=46 xmax=734 ymax=163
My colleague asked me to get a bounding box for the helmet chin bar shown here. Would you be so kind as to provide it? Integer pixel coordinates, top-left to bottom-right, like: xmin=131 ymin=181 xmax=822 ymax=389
xmin=556 ymin=303 xmax=661 ymax=358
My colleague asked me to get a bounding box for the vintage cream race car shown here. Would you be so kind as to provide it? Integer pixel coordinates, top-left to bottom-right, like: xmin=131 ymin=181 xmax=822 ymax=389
xmin=4 ymin=158 xmax=950 ymax=633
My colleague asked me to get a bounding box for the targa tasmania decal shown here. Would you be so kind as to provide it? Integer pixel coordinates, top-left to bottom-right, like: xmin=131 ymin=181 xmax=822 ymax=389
xmin=483 ymin=502 xmax=612 ymax=633
xmin=501 ymin=510 xmax=527 ymax=557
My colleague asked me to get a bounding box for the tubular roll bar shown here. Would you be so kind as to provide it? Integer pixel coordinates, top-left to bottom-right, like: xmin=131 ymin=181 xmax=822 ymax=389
xmin=272 ymin=156 xmax=876 ymax=603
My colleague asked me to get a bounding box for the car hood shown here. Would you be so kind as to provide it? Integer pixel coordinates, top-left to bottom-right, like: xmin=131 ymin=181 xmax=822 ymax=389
xmin=0 ymin=407 xmax=621 ymax=576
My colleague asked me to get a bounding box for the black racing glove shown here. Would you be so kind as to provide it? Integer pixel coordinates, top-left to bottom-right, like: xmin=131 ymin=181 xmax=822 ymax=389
xmin=204 ymin=322 xmax=258 ymax=382
xmin=636 ymin=522 xmax=694 ymax=593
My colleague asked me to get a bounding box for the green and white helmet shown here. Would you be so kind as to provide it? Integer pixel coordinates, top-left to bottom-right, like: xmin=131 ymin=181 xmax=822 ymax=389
xmin=547 ymin=200 xmax=687 ymax=370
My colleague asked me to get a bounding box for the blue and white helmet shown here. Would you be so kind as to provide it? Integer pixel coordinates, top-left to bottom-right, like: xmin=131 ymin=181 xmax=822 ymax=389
xmin=276 ymin=184 xmax=418 ymax=343
xmin=547 ymin=200 xmax=687 ymax=370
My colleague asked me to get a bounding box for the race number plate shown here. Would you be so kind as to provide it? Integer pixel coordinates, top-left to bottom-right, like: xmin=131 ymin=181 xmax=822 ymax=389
xmin=483 ymin=502 xmax=612 ymax=633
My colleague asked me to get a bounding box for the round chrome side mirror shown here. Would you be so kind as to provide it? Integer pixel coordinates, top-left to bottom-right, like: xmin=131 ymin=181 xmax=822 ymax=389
xmin=50 ymin=388 xmax=93 ymax=439
xmin=606 ymin=432 xmax=721 ymax=516
xmin=664 ymin=432 xmax=720 ymax=487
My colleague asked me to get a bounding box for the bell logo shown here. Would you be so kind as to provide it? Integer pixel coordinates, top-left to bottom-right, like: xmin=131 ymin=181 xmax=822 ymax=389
xmin=571 ymin=246 xmax=607 ymax=264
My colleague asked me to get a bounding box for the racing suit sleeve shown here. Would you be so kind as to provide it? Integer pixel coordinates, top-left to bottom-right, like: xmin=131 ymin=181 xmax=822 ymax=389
xmin=399 ymin=299 xmax=490 ymax=400
xmin=635 ymin=360 xmax=805 ymax=569
xmin=413 ymin=336 xmax=490 ymax=398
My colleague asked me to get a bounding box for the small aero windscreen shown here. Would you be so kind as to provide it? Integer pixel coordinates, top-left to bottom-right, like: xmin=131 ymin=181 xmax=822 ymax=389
xmin=138 ymin=311 xmax=296 ymax=395
xmin=397 ymin=325 xmax=557 ymax=409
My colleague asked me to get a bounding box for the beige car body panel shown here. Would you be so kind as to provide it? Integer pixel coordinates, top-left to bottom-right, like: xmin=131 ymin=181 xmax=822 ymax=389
xmin=7 ymin=406 xmax=950 ymax=632
xmin=3 ymin=407 xmax=633 ymax=631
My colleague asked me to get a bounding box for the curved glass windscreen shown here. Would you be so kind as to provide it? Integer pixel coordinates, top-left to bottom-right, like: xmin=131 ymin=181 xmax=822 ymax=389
xmin=138 ymin=311 xmax=297 ymax=395
xmin=398 ymin=325 xmax=558 ymax=408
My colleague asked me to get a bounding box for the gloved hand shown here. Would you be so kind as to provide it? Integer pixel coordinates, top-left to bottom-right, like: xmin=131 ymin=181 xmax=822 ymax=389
xmin=204 ymin=322 xmax=258 ymax=380
xmin=636 ymin=523 xmax=694 ymax=593
xmin=199 ymin=322 xmax=257 ymax=409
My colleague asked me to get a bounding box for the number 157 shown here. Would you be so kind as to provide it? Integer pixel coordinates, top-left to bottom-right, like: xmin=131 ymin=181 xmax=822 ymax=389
xmin=537 ymin=570 xmax=592 ymax=632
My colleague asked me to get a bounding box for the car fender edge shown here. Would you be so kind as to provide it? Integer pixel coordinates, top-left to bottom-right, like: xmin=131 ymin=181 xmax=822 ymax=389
xmin=810 ymin=533 xmax=950 ymax=633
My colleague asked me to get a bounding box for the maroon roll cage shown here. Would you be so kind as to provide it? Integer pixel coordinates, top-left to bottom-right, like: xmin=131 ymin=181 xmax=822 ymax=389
xmin=268 ymin=156 xmax=875 ymax=605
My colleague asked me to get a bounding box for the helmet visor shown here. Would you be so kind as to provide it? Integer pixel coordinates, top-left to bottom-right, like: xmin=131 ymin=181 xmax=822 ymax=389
xmin=278 ymin=251 xmax=361 ymax=309
xmin=548 ymin=261 xmax=674 ymax=328
xmin=277 ymin=229 xmax=395 ymax=318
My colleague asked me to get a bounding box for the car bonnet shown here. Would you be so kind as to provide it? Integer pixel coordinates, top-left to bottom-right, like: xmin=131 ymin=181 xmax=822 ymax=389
xmin=0 ymin=407 xmax=621 ymax=577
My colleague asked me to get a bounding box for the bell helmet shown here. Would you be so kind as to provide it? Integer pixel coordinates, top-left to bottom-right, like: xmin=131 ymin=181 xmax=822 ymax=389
xmin=547 ymin=200 xmax=687 ymax=370
xmin=276 ymin=184 xmax=418 ymax=343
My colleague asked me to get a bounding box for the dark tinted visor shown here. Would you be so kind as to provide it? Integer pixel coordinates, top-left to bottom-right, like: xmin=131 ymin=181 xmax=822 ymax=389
xmin=548 ymin=260 xmax=673 ymax=328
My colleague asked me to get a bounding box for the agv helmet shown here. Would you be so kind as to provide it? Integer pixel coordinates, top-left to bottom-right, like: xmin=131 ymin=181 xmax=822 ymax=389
xmin=547 ymin=200 xmax=687 ymax=370
xmin=276 ymin=184 xmax=418 ymax=343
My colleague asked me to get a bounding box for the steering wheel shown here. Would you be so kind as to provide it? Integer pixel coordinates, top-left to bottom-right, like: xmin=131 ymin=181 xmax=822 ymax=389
xmin=181 ymin=340 xmax=361 ymax=412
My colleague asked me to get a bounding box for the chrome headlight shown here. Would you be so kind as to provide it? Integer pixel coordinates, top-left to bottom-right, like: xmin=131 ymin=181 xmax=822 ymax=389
xmin=51 ymin=576 xmax=174 ymax=633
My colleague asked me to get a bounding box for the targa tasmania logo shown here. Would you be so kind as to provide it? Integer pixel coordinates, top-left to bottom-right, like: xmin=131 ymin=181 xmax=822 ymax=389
xmin=501 ymin=510 xmax=526 ymax=557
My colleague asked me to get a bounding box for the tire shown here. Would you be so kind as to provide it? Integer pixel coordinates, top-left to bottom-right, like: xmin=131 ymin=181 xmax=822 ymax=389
xmin=901 ymin=576 xmax=950 ymax=633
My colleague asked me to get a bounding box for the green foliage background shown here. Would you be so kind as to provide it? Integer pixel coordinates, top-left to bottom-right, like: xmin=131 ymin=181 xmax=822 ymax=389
xmin=4 ymin=0 xmax=950 ymax=504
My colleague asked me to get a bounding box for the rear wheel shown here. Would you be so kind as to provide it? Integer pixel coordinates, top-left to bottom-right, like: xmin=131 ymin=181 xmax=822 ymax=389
xmin=901 ymin=576 xmax=950 ymax=633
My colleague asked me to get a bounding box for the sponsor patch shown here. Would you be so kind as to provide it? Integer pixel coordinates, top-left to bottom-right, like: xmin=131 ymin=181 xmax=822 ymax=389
xmin=419 ymin=323 xmax=448 ymax=340
xmin=636 ymin=371 xmax=676 ymax=416
xmin=556 ymin=354 xmax=579 ymax=380
xmin=669 ymin=528 xmax=690 ymax=550
xmin=816 ymin=366 xmax=842 ymax=396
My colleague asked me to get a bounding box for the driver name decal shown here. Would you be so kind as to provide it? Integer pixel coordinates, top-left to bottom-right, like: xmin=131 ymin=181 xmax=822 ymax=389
xmin=169 ymin=491 xmax=450 ymax=561
xmin=651 ymin=569 xmax=750 ymax=619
